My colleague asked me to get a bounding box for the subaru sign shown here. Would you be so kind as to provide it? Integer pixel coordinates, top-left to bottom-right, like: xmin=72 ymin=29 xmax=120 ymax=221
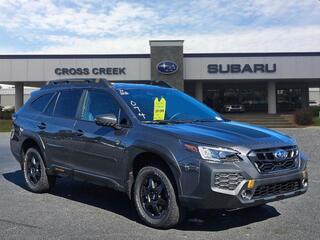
xmin=157 ymin=60 xmax=178 ymax=74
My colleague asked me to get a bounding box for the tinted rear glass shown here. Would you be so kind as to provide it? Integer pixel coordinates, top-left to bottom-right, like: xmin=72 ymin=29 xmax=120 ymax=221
xmin=44 ymin=93 xmax=58 ymax=116
xmin=31 ymin=93 xmax=54 ymax=112
xmin=54 ymin=90 xmax=82 ymax=119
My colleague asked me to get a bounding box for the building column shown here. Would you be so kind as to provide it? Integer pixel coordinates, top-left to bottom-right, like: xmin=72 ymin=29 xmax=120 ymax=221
xmin=195 ymin=81 xmax=203 ymax=102
xmin=15 ymin=82 xmax=24 ymax=111
xmin=301 ymin=84 xmax=309 ymax=108
xmin=267 ymin=81 xmax=277 ymax=114
xmin=149 ymin=40 xmax=184 ymax=90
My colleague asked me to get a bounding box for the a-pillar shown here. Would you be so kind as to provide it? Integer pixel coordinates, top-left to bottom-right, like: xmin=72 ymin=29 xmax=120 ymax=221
xmin=15 ymin=82 xmax=24 ymax=111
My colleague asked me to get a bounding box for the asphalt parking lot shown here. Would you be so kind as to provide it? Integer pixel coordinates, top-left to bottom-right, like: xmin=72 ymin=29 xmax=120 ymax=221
xmin=0 ymin=128 xmax=320 ymax=240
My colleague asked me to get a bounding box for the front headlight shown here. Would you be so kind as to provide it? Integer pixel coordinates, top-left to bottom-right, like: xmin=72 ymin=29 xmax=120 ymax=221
xmin=198 ymin=146 xmax=240 ymax=162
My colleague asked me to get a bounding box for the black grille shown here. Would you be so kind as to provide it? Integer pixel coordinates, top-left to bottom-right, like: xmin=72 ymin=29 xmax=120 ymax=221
xmin=253 ymin=180 xmax=300 ymax=199
xmin=213 ymin=173 xmax=244 ymax=190
xmin=248 ymin=146 xmax=299 ymax=173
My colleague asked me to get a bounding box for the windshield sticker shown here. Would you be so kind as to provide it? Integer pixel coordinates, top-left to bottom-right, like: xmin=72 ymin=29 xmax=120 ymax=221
xmin=130 ymin=100 xmax=146 ymax=119
xmin=119 ymin=89 xmax=129 ymax=95
xmin=153 ymin=97 xmax=166 ymax=121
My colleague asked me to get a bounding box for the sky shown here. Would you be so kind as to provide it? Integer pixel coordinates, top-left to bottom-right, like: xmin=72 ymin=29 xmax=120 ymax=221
xmin=0 ymin=0 xmax=320 ymax=54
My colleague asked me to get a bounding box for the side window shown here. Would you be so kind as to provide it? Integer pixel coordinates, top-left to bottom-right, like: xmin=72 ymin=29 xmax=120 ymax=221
xmin=81 ymin=90 xmax=120 ymax=122
xmin=54 ymin=90 xmax=82 ymax=119
xmin=30 ymin=93 xmax=54 ymax=112
xmin=44 ymin=93 xmax=58 ymax=116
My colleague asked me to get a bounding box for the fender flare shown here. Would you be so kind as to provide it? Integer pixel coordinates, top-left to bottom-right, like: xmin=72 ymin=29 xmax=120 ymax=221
xmin=20 ymin=130 xmax=47 ymax=164
xmin=125 ymin=140 xmax=183 ymax=197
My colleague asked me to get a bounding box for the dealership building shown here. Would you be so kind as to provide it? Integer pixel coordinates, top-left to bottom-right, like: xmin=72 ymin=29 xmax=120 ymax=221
xmin=0 ymin=40 xmax=320 ymax=113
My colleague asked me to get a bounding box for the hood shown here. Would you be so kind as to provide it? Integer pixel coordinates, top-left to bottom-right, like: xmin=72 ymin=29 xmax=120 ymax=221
xmin=147 ymin=121 xmax=295 ymax=152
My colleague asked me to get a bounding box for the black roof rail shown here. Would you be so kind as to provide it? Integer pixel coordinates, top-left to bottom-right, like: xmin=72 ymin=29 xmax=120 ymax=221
xmin=43 ymin=78 xmax=111 ymax=89
xmin=111 ymin=80 xmax=172 ymax=88
xmin=42 ymin=78 xmax=172 ymax=90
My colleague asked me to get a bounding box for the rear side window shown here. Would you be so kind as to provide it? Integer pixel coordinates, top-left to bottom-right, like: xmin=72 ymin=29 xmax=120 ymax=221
xmin=31 ymin=93 xmax=54 ymax=112
xmin=54 ymin=90 xmax=83 ymax=119
xmin=44 ymin=93 xmax=58 ymax=116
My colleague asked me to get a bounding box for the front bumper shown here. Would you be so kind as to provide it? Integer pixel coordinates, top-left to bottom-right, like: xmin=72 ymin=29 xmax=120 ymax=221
xmin=179 ymin=161 xmax=308 ymax=210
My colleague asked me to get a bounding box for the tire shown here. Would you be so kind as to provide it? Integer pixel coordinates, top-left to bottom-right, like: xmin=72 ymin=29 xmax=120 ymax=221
xmin=23 ymin=148 xmax=56 ymax=193
xmin=133 ymin=166 xmax=180 ymax=229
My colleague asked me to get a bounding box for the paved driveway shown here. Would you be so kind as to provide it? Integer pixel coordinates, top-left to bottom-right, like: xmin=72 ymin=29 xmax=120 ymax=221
xmin=0 ymin=128 xmax=319 ymax=240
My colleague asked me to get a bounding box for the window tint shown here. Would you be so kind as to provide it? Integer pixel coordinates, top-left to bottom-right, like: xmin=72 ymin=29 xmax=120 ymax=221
xmin=44 ymin=93 xmax=58 ymax=116
xmin=31 ymin=93 xmax=54 ymax=112
xmin=81 ymin=90 xmax=120 ymax=122
xmin=54 ymin=90 xmax=82 ymax=119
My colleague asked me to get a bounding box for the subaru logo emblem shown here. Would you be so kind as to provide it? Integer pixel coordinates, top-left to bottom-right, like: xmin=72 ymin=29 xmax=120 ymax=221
xmin=274 ymin=149 xmax=288 ymax=161
xmin=157 ymin=60 xmax=178 ymax=75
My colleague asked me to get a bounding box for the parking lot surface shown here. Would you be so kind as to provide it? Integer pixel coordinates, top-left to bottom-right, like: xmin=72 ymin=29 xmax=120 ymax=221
xmin=0 ymin=128 xmax=320 ymax=240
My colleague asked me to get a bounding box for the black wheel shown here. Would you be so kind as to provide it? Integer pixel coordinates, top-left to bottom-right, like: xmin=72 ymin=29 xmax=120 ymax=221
xmin=23 ymin=148 xmax=56 ymax=193
xmin=133 ymin=166 xmax=180 ymax=229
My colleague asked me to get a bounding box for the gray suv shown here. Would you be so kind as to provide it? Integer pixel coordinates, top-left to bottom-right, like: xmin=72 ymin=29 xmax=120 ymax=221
xmin=10 ymin=79 xmax=308 ymax=228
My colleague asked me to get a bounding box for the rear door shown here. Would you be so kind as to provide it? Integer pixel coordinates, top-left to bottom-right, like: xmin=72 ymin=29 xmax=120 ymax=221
xmin=39 ymin=89 xmax=83 ymax=169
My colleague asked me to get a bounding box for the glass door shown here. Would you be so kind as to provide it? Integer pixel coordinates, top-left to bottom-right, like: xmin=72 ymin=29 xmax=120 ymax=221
xmin=276 ymin=88 xmax=302 ymax=113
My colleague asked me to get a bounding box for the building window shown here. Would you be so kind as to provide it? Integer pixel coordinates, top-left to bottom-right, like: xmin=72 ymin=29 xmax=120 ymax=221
xmin=203 ymin=83 xmax=268 ymax=113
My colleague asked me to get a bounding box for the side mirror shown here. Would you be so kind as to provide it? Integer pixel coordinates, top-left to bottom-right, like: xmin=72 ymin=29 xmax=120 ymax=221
xmin=95 ymin=114 xmax=121 ymax=129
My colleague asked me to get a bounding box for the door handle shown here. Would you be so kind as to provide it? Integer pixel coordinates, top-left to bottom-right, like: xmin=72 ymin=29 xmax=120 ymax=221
xmin=37 ymin=122 xmax=47 ymax=130
xmin=75 ymin=129 xmax=84 ymax=136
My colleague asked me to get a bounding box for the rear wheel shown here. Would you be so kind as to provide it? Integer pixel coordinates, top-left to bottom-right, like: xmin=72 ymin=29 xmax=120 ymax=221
xmin=23 ymin=148 xmax=56 ymax=193
xmin=133 ymin=166 xmax=181 ymax=229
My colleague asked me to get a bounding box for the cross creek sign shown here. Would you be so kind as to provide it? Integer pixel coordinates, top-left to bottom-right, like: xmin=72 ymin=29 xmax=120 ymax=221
xmin=208 ymin=63 xmax=277 ymax=74
xmin=54 ymin=67 xmax=126 ymax=75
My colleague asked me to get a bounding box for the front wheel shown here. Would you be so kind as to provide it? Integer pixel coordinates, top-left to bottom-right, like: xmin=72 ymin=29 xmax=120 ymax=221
xmin=23 ymin=148 xmax=56 ymax=193
xmin=133 ymin=166 xmax=181 ymax=229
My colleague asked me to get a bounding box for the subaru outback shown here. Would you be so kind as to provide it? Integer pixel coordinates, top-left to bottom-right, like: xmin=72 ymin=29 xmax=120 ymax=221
xmin=10 ymin=78 xmax=308 ymax=228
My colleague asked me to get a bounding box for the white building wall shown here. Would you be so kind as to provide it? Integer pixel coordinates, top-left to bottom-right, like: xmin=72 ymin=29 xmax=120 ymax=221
xmin=0 ymin=94 xmax=30 ymax=106
xmin=184 ymin=56 xmax=320 ymax=80
xmin=0 ymin=58 xmax=151 ymax=83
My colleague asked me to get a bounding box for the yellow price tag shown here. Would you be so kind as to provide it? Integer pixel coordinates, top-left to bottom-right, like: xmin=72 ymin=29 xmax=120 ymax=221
xmin=153 ymin=97 xmax=166 ymax=120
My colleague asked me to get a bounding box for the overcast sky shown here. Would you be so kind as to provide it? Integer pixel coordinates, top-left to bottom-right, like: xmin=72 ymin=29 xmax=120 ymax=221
xmin=0 ymin=0 xmax=320 ymax=54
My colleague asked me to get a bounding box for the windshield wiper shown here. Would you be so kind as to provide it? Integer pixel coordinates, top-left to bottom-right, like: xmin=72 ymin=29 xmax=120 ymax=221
xmin=189 ymin=119 xmax=217 ymax=123
xmin=143 ymin=120 xmax=192 ymax=124
xmin=142 ymin=119 xmax=221 ymax=124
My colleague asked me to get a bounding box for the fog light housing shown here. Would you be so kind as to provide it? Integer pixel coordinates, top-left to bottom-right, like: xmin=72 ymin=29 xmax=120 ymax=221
xmin=241 ymin=189 xmax=253 ymax=200
xmin=302 ymin=178 xmax=308 ymax=188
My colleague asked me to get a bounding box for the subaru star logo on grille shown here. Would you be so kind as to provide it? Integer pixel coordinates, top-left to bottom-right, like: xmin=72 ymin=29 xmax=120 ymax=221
xmin=274 ymin=149 xmax=288 ymax=161
xmin=157 ymin=60 xmax=178 ymax=74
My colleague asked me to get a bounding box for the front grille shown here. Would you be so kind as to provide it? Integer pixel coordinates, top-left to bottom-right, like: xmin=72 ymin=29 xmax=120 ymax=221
xmin=213 ymin=172 xmax=244 ymax=190
xmin=248 ymin=146 xmax=299 ymax=173
xmin=253 ymin=180 xmax=300 ymax=199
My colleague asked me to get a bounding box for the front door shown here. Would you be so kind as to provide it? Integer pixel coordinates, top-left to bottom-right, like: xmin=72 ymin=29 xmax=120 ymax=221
xmin=72 ymin=89 xmax=129 ymax=182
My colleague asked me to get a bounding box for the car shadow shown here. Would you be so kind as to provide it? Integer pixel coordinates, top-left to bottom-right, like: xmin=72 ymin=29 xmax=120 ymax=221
xmin=3 ymin=170 xmax=280 ymax=231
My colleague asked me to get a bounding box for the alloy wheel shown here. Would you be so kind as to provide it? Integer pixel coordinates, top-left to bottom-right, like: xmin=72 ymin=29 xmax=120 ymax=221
xmin=140 ymin=174 xmax=169 ymax=219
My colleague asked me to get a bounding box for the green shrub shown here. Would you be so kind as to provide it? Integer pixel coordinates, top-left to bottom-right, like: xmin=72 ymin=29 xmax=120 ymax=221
xmin=294 ymin=108 xmax=314 ymax=126
xmin=309 ymin=106 xmax=320 ymax=117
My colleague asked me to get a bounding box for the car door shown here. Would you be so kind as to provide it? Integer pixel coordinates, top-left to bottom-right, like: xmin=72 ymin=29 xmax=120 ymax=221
xmin=72 ymin=89 xmax=130 ymax=181
xmin=39 ymin=89 xmax=83 ymax=170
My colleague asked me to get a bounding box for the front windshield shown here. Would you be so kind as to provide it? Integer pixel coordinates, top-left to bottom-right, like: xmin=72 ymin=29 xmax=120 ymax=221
xmin=117 ymin=87 xmax=223 ymax=123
